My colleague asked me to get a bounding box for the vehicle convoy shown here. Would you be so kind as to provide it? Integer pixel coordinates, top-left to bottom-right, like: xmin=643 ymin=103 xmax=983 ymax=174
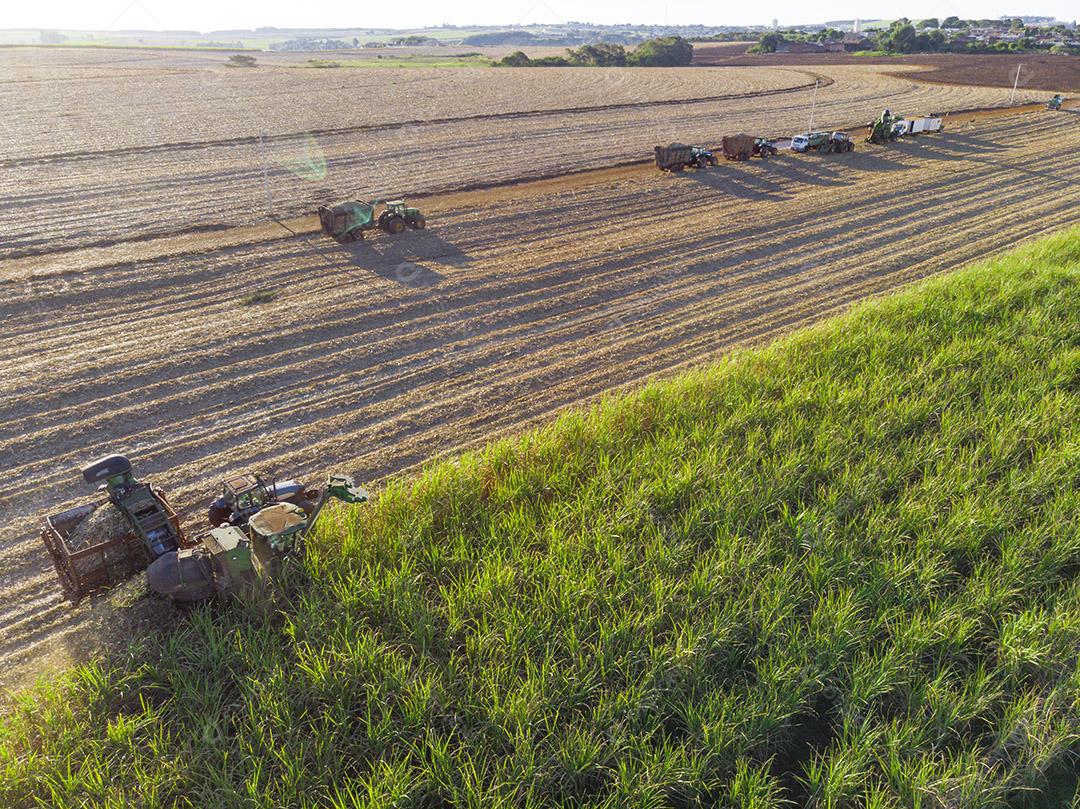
xmin=791 ymin=131 xmax=855 ymax=153
xmin=318 ymin=199 xmax=425 ymax=242
xmin=41 ymin=455 xmax=369 ymax=604
xmin=654 ymin=143 xmax=716 ymax=171
xmin=1047 ymin=94 xmax=1064 ymax=110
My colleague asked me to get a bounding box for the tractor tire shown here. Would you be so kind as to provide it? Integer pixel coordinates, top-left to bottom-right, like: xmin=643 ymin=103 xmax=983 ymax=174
xmin=409 ymin=216 xmax=426 ymax=230
xmin=847 ymin=142 xmax=855 ymax=152
xmin=208 ymin=505 xmax=230 ymax=527
xmin=385 ymin=216 xmax=406 ymax=234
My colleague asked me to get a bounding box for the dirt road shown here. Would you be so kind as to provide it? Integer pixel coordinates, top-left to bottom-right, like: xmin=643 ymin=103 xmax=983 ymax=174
xmin=3 ymin=109 xmax=1079 ymax=691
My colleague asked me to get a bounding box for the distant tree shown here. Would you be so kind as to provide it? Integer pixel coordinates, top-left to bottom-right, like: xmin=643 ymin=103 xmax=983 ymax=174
xmin=941 ymin=15 xmax=963 ymax=29
xmin=352 ymin=37 xmax=359 ymax=47
xmin=878 ymin=18 xmax=919 ymax=53
xmin=227 ymin=54 xmax=258 ymax=67
xmin=499 ymin=50 xmax=532 ymax=67
xmin=750 ymin=32 xmax=784 ymax=53
xmin=917 ymin=18 xmax=939 ymax=29
xmin=567 ymin=42 xmax=626 ymax=66
xmin=628 ymin=35 xmax=693 ymax=66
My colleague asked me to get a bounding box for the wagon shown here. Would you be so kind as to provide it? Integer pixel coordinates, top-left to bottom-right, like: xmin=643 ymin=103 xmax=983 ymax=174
xmin=41 ymin=490 xmax=187 ymax=603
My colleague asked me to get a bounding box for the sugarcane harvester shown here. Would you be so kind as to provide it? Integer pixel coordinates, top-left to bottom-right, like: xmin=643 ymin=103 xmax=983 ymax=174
xmin=42 ymin=454 xmax=369 ymax=605
xmin=147 ymin=475 xmax=368 ymax=603
xmin=867 ymin=110 xmax=900 ymax=144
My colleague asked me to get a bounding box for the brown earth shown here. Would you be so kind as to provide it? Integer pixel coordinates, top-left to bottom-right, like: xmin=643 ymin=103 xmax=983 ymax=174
xmin=692 ymin=46 xmax=1080 ymax=92
xmin=0 ymin=50 xmax=1055 ymax=260
xmin=2 ymin=107 xmax=1079 ymax=692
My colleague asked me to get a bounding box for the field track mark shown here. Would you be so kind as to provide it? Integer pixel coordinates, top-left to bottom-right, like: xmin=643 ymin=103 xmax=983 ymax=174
xmin=0 ymin=70 xmax=829 ymax=170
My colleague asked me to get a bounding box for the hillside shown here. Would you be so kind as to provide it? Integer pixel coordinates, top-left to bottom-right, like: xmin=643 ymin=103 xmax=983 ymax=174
xmin=2 ymin=228 xmax=1079 ymax=806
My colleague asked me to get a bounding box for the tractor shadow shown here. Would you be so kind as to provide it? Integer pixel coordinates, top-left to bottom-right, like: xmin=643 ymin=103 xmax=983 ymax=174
xmin=682 ymin=166 xmax=787 ymax=200
xmin=340 ymin=229 xmax=471 ymax=287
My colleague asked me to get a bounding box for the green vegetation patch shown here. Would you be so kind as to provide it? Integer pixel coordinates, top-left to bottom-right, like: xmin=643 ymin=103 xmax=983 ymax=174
xmin=3 ymin=230 xmax=1080 ymax=806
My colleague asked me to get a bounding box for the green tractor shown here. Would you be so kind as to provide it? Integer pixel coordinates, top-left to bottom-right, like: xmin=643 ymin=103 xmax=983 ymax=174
xmin=1047 ymin=94 xmax=1064 ymax=111
xmin=866 ymin=109 xmax=901 ymax=144
xmin=147 ymin=474 xmax=369 ymax=603
xmin=318 ymin=199 xmax=426 ymax=243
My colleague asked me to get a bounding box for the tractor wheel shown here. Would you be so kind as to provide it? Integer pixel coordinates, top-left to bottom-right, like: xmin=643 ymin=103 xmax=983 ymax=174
xmin=208 ymin=505 xmax=230 ymax=527
xmin=409 ymin=216 xmax=426 ymax=230
xmin=385 ymin=216 xmax=406 ymax=234
xmin=847 ymin=142 xmax=855 ymax=152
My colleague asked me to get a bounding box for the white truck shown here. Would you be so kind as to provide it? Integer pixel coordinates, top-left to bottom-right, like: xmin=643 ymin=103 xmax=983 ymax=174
xmin=894 ymin=116 xmax=944 ymax=136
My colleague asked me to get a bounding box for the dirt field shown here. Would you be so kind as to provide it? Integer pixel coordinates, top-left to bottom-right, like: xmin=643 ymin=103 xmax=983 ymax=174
xmin=692 ymin=46 xmax=1080 ymax=92
xmin=2 ymin=106 xmax=1079 ymax=691
xmin=0 ymin=48 xmax=1056 ymax=260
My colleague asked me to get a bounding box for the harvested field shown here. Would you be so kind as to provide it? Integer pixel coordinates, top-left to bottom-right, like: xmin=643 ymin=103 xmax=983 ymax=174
xmin=0 ymin=48 xmax=1057 ymax=259
xmin=692 ymin=46 xmax=1080 ymax=92
xmin=2 ymin=109 xmax=1079 ymax=690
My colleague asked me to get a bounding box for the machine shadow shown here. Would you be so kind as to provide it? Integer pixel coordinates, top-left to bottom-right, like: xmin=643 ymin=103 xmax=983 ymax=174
xmin=341 ymin=229 xmax=472 ymax=287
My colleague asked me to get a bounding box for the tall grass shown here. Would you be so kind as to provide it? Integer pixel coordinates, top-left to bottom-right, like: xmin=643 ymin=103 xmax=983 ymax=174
xmin=3 ymin=229 xmax=1080 ymax=807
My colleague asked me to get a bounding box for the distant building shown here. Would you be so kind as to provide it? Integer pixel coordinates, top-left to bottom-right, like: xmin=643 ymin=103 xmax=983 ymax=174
xmin=842 ymin=34 xmax=873 ymax=51
xmin=776 ymin=40 xmax=826 ymax=53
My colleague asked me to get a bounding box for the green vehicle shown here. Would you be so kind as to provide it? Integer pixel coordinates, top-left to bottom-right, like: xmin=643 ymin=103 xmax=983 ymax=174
xmin=318 ymin=199 xmax=426 ymax=243
xmin=1047 ymin=94 xmax=1064 ymax=111
xmin=147 ymin=474 xmax=369 ymax=603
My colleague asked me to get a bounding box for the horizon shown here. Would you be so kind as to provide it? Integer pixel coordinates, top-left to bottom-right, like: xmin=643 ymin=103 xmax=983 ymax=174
xmin=0 ymin=1 xmax=1073 ymax=36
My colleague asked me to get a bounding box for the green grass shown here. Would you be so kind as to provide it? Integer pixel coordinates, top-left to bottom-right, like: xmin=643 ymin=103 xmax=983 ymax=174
xmin=3 ymin=229 xmax=1080 ymax=807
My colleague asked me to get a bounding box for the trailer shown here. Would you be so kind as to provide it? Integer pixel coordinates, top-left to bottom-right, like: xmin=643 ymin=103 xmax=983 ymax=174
xmin=721 ymin=134 xmax=756 ymax=161
xmin=42 ymin=490 xmax=188 ymax=603
xmin=894 ymin=116 xmax=944 ymax=136
xmin=654 ymin=143 xmax=715 ymax=171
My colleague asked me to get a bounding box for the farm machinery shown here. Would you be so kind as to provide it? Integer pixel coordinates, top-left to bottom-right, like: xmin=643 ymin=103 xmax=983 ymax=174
xmin=654 ymin=143 xmax=717 ymax=171
xmin=318 ymin=199 xmax=426 ymax=242
xmin=867 ymin=110 xmax=901 ymax=144
xmin=791 ymin=131 xmax=855 ymax=153
xmin=42 ymin=455 xmax=190 ymax=600
xmin=147 ymin=475 xmax=367 ymax=603
xmin=1047 ymin=95 xmax=1064 ymax=111
xmin=41 ymin=455 xmax=368 ymax=605
xmin=720 ymin=134 xmax=778 ymax=161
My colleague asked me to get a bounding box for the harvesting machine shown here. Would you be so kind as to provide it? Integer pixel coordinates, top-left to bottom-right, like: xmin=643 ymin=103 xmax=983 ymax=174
xmin=41 ymin=454 xmax=369 ymax=605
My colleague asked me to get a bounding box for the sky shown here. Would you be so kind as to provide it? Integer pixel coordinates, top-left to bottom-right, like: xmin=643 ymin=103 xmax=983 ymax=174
xmin=0 ymin=0 xmax=1072 ymax=32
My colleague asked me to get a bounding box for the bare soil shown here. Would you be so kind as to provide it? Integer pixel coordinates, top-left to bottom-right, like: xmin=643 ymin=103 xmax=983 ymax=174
xmin=692 ymin=47 xmax=1080 ymax=93
xmin=2 ymin=107 xmax=1079 ymax=692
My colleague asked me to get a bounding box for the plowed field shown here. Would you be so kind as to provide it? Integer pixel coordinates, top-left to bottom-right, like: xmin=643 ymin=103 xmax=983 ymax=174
xmin=2 ymin=105 xmax=1078 ymax=690
xmin=0 ymin=47 xmax=1056 ymax=259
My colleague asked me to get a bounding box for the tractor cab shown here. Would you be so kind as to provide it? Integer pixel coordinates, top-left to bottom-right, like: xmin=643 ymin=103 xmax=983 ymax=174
xmin=222 ymin=474 xmax=273 ymax=517
xmin=1047 ymin=94 xmax=1064 ymax=111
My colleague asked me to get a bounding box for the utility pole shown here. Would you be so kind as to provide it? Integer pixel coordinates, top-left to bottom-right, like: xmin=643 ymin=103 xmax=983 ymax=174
xmin=258 ymin=134 xmax=275 ymax=217
xmin=808 ymin=79 xmax=819 ymax=131
xmin=1010 ymin=63 xmax=1023 ymax=104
